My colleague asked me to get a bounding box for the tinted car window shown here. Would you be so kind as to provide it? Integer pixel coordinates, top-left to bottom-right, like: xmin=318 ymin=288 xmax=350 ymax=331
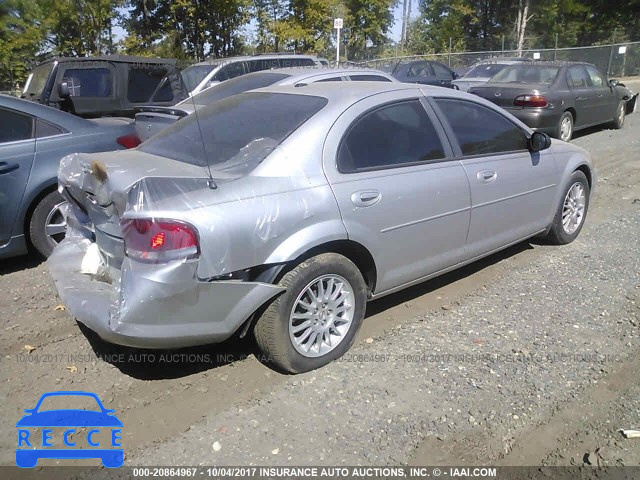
xmin=141 ymin=93 xmax=327 ymax=174
xmin=181 ymin=65 xmax=214 ymax=92
xmin=338 ymin=100 xmax=445 ymax=173
xmin=315 ymin=77 xmax=344 ymax=82
xmin=182 ymin=72 xmax=290 ymax=106
xmin=128 ymin=66 xmax=170 ymax=102
xmin=349 ymin=74 xmax=392 ymax=82
xmin=35 ymin=118 xmax=65 ymax=138
xmin=151 ymin=77 xmax=174 ymax=102
xmin=431 ymin=63 xmax=452 ymax=78
xmin=407 ymin=62 xmax=433 ymax=78
xmin=61 ymin=68 xmax=112 ymax=97
xmin=491 ymin=66 xmax=559 ymax=84
xmin=214 ymin=62 xmax=246 ymax=81
xmin=0 ymin=108 xmax=33 ymax=143
xmin=585 ymin=66 xmax=606 ymax=87
xmin=435 ymin=98 xmax=528 ymax=156
xmin=246 ymin=59 xmax=280 ymax=73
xmin=567 ymin=66 xmax=590 ymax=87
xmin=464 ymin=64 xmax=507 ymax=78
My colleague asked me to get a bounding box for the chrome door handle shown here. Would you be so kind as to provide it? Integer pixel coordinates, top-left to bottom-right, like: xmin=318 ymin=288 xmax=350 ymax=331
xmin=477 ymin=170 xmax=497 ymax=183
xmin=351 ymin=190 xmax=381 ymax=207
xmin=0 ymin=162 xmax=19 ymax=174
xmin=576 ymin=96 xmax=588 ymax=101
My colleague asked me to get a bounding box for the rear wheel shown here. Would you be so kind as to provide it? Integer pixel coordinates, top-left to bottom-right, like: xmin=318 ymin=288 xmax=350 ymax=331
xmin=556 ymin=111 xmax=574 ymax=142
xmin=612 ymin=100 xmax=625 ymax=129
xmin=544 ymin=170 xmax=590 ymax=245
xmin=254 ymin=253 xmax=367 ymax=373
xmin=29 ymin=191 xmax=68 ymax=258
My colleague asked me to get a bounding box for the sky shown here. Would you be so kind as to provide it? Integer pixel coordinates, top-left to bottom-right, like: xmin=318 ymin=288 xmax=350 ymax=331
xmin=112 ymin=3 xmax=420 ymax=49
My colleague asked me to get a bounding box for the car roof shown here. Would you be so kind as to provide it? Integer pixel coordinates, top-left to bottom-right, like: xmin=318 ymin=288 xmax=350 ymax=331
xmin=0 ymin=94 xmax=92 ymax=130
xmin=508 ymin=60 xmax=595 ymax=68
xmin=37 ymin=55 xmax=178 ymax=65
xmin=269 ymin=66 xmax=395 ymax=82
xmin=252 ymin=81 xmax=470 ymax=104
xmin=194 ymin=54 xmax=319 ymax=66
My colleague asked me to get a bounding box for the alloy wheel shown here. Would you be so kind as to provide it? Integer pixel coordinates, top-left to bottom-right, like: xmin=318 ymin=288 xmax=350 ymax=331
xmin=562 ymin=182 xmax=586 ymax=234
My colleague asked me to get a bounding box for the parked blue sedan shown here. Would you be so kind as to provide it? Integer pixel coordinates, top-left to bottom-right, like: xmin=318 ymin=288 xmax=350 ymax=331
xmin=0 ymin=94 xmax=139 ymax=259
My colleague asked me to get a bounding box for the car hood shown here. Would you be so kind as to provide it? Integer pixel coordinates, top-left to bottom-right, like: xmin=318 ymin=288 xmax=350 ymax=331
xmin=16 ymin=410 xmax=123 ymax=427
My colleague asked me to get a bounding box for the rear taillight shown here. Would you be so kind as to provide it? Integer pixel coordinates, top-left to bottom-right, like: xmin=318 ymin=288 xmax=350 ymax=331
xmin=121 ymin=218 xmax=199 ymax=262
xmin=117 ymin=133 xmax=141 ymax=149
xmin=514 ymin=95 xmax=548 ymax=108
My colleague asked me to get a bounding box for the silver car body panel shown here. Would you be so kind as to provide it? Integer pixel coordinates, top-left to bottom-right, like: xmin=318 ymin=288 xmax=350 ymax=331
xmin=49 ymin=82 xmax=595 ymax=348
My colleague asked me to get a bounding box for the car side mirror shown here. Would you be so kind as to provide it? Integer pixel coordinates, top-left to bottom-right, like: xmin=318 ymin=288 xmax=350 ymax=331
xmin=58 ymin=81 xmax=70 ymax=98
xmin=452 ymin=72 xmax=459 ymax=79
xmin=608 ymin=79 xmax=619 ymax=87
xmin=529 ymin=131 xmax=552 ymax=151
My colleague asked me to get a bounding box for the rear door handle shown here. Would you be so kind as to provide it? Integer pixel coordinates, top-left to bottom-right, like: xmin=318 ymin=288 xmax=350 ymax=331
xmin=477 ymin=170 xmax=497 ymax=183
xmin=576 ymin=96 xmax=588 ymax=101
xmin=351 ymin=190 xmax=381 ymax=207
xmin=0 ymin=162 xmax=19 ymax=174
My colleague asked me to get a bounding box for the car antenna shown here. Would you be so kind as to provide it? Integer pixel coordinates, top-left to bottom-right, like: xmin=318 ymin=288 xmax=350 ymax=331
xmin=189 ymin=88 xmax=217 ymax=190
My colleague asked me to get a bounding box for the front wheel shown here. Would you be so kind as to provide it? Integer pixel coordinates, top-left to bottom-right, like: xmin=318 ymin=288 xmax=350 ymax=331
xmin=544 ymin=170 xmax=590 ymax=245
xmin=254 ymin=253 xmax=368 ymax=373
xmin=612 ymin=100 xmax=625 ymax=129
xmin=556 ymin=111 xmax=574 ymax=142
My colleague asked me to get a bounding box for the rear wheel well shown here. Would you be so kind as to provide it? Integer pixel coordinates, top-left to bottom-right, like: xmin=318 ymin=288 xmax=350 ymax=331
xmin=574 ymin=164 xmax=592 ymax=189
xmin=23 ymin=185 xmax=58 ymax=248
xmin=280 ymin=240 xmax=377 ymax=296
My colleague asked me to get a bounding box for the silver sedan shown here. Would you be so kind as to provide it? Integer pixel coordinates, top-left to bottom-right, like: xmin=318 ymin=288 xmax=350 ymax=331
xmin=49 ymin=82 xmax=595 ymax=373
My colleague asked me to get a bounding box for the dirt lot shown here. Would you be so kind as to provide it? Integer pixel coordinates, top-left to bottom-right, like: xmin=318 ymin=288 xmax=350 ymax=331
xmin=1 ymin=84 xmax=639 ymax=469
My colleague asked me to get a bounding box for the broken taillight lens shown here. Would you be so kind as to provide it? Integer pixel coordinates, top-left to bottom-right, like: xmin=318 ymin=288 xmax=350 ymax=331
xmin=514 ymin=95 xmax=548 ymax=108
xmin=116 ymin=133 xmax=142 ymax=149
xmin=121 ymin=218 xmax=199 ymax=262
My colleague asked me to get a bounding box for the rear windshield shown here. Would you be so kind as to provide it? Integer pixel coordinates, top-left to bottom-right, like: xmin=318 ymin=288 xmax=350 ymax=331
xmin=181 ymin=65 xmax=215 ymax=92
xmin=140 ymin=92 xmax=327 ymax=175
xmin=180 ymin=72 xmax=290 ymax=107
xmin=490 ymin=65 xmax=560 ymax=84
xmin=464 ymin=64 xmax=508 ymax=79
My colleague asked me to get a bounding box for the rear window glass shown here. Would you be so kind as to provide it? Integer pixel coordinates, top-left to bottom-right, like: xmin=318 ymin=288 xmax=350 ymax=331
xmin=464 ymin=64 xmax=508 ymax=78
xmin=140 ymin=92 xmax=327 ymax=174
xmin=490 ymin=66 xmax=559 ymax=84
xmin=182 ymin=72 xmax=289 ymax=107
xmin=128 ymin=66 xmax=170 ymax=103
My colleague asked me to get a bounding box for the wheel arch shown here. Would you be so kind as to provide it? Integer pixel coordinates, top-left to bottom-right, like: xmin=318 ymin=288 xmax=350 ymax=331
xmin=21 ymin=180 xmax=59 ymax=246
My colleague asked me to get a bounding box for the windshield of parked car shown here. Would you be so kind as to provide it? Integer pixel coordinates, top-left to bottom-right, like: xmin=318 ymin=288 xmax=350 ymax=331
xmin=490 ymin=65 xmax=560 ymax=84
xmin=181 ymin=65 xmax=216 ymax=92
xmin=464 ymin=63 xmax=508 ymax=78
xmin=22 ymin=63 xmax=53 ymax=98
xmin=140 ymin=92 xmax=328 ymax=175
xmin=179 ymin=72 xmax=290 ymax=107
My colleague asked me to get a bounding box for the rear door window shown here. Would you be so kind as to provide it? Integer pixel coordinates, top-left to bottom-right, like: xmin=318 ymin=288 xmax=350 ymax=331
xmin=337 ymin=100 xmax=445 ymax=173
xmin=61 ymin=68 xmax=113 ymax=97
xmin=435 ymin=98 xmax=528 ymax=156
xmin=35 ymin=118 xmax=65 ymax=138
xmin=431 ymin=63 xmax=453 ymax=79
xmin=280 ymin=58 xmax=317 ymax=68
xmin=128 ymin=66 xmax=171 ymax=102
xmin=567 ymin=67 xmax=590 ymax=88
xmin=0 ymin=108 xmax=33 ymax=143
xmin=214 ymin=62 xmax=246 ymax=81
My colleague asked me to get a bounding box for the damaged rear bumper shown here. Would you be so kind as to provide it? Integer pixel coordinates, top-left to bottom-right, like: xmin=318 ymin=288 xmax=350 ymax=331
xmin=48 ymin=237 xmax=284 ymax=349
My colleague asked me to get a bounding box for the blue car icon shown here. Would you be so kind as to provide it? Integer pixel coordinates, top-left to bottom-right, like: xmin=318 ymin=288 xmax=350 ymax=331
xmin=16 ymin=391 xmax=123 ymax=468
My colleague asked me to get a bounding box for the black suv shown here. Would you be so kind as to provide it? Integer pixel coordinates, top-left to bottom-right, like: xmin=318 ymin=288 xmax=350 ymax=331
xmin=21 ymin=55 xmax=188 ymax=118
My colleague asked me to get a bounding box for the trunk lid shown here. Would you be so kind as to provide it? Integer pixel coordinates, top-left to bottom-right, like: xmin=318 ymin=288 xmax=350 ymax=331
xmin=134 ymin=105 xmax=197 ymax=141
xmin=469 ymin=83 xmax=546 ymax=108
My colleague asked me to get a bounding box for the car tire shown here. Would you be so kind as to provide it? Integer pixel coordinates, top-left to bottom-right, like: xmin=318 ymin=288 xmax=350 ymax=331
xmin=29 ymin=190 xmax=68 ymax=258
xmin=612 ymin=100 xmax=625 ymax=129
xmin=254 ymin=253 xmax=368 ymax=373
xmin=544 ymin=170 xmax=590 ymax=245
xmin=556 ymin=111 xmax=574 ymax=142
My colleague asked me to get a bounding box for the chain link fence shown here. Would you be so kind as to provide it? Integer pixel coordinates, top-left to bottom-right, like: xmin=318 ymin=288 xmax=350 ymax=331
xmin=369 ymin=41 xmax=640 ymax=78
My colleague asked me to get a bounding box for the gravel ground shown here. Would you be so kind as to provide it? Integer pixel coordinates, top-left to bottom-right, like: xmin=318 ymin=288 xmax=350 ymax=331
xmin=1 ymin=83 xmax=640 ymax=470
